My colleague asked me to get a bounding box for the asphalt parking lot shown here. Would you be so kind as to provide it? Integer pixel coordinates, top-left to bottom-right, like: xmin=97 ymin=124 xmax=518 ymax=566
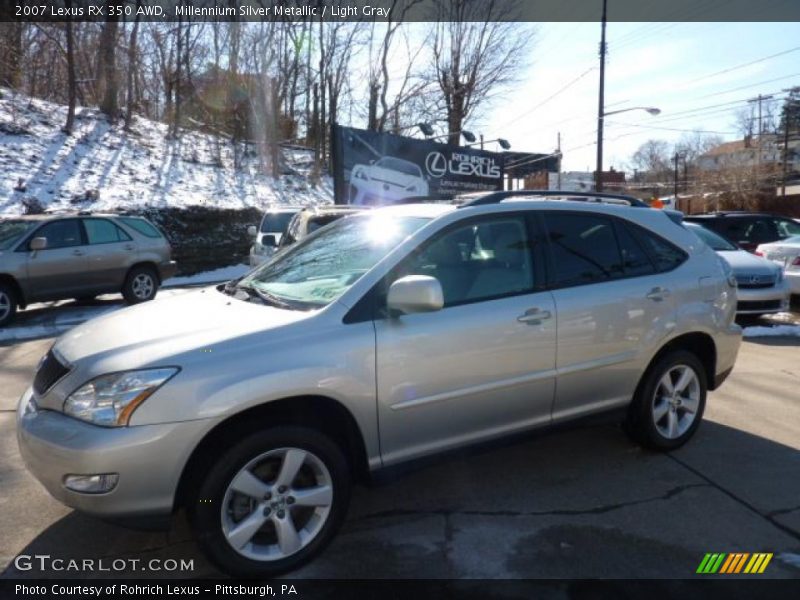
xmin=1 ymin=325 xmax=799 ymax=580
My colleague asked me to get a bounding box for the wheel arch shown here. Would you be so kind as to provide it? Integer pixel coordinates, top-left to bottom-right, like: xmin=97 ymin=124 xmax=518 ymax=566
xmin=174 ymin=395 xmax=370 ymax=512
xmin=0 ymin=274 xmax=25 ymax=308
xmin=641 ymin=332 xmax=717 ymax=394
xmin=126 ymin=261 xmax=162 ymax=285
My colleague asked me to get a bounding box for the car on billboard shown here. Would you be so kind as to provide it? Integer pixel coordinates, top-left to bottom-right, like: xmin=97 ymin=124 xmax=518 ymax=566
xmin=349 ymin=155 xmax=429 ymax=205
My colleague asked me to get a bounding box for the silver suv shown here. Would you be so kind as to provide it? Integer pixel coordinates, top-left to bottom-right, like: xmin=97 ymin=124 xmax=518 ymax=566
xmin=17 ymin=193 xmax=741 ymax=577
xmin=0 ymin=213 xmax=176 ymax=326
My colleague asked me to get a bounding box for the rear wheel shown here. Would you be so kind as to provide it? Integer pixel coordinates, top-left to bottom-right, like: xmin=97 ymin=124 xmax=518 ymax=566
xmin=624 ymin=350 xmax=707 ymax=451
xmin=122 ymin=266 xmax=158 ymax=304
xmin=190 ymin=427 xmax=351 ymax=577
xmin=0 ymin=283 xmax=17 ymax=327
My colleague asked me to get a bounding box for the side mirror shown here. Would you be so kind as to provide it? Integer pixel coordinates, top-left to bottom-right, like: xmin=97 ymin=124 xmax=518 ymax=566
xmin=387 ymin=275 xmax=444 ymax=315
xmin=30 ymin=237 xmax=47 ymax=251
xmin=247 ymin=225 xmax=258 ymax=238
xmin=262 ymin=234 xmax=278 ymax=247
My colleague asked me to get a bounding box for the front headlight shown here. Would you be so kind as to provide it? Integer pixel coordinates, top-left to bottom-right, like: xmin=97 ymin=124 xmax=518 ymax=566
xmin=64 ymin=368 xmax=179 ymax=427
xmin=354 ymin=169 xmax=369 ymax=181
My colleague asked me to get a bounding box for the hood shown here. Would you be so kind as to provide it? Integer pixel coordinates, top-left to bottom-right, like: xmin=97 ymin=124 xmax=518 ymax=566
xmin=717 ymin=249 xmax=781 ymax=276
xmin=55 ymin=287 xmax=311 ymax=367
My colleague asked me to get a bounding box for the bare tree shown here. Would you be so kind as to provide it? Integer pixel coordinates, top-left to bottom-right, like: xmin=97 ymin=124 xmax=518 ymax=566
xmin=0 ymin=22 xmax=24 ymax=88
xmin=124 ymin=2 xmax=142 ymax=131
xmin=631 ymin=139 xmax=671 ymax=180
xmin=63 ymin=5 xmax=77 ymax=133
xmin=99 ymin=3 xmax=119 ymax=118
xmin=430 ymin=0 xmax=531 ymax=145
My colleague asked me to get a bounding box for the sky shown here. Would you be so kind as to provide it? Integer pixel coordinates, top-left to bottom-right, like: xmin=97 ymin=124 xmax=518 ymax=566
xmin=471 ymin=21 xmax=800 ymax=172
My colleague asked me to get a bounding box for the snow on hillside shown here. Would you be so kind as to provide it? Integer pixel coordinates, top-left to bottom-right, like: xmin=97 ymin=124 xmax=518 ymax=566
xmin=0 ymin=88 xmax=333 ymax=216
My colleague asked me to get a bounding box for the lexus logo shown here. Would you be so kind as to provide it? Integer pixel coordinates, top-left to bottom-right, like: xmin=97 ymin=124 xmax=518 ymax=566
xmin=425 ymin=152 xmax=447 ymax=178
xmin=749 ymin=276 xmax=762 ymax=284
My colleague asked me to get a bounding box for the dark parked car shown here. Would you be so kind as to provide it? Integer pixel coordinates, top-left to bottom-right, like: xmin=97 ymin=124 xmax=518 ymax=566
xmin=684 ymin=212 xmax=800 ymax=253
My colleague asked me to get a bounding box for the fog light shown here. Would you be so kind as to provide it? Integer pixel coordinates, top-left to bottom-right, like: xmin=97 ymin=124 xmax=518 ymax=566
xmin=64 ymin=473 xmax=119 ymax=494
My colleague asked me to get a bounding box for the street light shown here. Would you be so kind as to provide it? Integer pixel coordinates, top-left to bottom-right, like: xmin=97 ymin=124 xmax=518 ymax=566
xmin=416 ymin=122 xmax=478 ymax=145
xmin=596 ymin=106 xmax=662 ymax=192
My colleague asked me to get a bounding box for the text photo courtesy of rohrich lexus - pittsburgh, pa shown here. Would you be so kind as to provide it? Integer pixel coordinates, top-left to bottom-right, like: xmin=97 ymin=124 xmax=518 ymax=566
xmin=1 ymin=0 xmax=800 ymax=598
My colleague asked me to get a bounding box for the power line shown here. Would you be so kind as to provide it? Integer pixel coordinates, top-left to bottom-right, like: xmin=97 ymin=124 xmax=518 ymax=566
xmin=697 ymin=72 xmax=800 ymax=99
xmin=604 ymin=120 xmax=737 ymax=135
xmin=686 ymin=45 xmax=800 ymax=84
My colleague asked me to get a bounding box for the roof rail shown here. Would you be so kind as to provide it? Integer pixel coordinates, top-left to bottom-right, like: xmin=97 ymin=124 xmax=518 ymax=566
xmin=457 ymin=189 xmax=650 ymax=209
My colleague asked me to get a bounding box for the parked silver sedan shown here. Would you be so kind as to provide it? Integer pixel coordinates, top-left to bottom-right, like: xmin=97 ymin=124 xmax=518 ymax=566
xmin=756 ymin=235 xmax=800 ymax=296
xmin=18 ymin=194 xmax=741 ymax=577
xmin=685 ymin=222 xmax=790 ymax=315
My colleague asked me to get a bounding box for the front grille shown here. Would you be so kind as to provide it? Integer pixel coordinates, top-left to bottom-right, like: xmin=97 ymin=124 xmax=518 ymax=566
xmin=33 ymin=349 xmax=70 ymax=395
xmin=736 ymin=273 xmax=776 ymax=289
xmin=737 ymin=299 xmax=782 ymax=312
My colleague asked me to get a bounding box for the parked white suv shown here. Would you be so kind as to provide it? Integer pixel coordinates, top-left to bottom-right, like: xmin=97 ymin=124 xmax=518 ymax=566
xmin=18 ymin=191 xmax=741 ymax=577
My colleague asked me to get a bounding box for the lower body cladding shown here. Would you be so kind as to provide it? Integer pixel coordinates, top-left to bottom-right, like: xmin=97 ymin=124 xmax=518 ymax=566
xmin=16 ymin=387 xmax=209 ymax=529
xmin=735 ymin=281 xmax=791 ymax=315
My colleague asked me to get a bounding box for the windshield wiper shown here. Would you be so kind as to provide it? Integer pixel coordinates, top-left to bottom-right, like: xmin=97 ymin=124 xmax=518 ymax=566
xmin=236 ymin=282 xmax=295 ymax=309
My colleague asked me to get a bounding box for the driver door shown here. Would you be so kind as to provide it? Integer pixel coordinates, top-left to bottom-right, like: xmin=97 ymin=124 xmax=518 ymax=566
xmin=374 ymin=214 xmax=557 ymax=466
xmin=24 ymin=219 xmax=89 ymax=301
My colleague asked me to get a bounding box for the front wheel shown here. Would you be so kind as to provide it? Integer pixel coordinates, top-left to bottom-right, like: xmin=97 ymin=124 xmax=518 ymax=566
xmin=190 ymin=427 xmax=351 ymax=577
xmin=624 ymin=350 xmax=707 ymax=451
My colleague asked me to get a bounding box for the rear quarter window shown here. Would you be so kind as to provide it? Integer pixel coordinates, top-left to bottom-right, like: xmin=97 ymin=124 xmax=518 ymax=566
xmin=118 ymin=217 xmax=163 ymax=239
xmin=629 ymin=223 xmax=687 ymax=272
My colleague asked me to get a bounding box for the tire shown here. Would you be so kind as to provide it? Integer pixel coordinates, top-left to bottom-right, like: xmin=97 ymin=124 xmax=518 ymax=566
xmin=122 ymin=266 xmax=158 ymax=304
xmin=0 ymin=283 xmax=17 ymax=327
xmin=624 ymin=350 xmax=707 ymax=451
xmin=190 ymin=426 xmax=351 ymax=578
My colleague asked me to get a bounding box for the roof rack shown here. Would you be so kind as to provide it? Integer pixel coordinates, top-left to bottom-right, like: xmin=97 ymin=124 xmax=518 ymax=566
xmin=457 ymin=189 xmax=650 ymax=209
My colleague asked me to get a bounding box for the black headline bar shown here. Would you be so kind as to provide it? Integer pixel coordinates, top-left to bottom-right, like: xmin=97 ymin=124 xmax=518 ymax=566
xmin=3 ymin=0 xmax=800 ymax=23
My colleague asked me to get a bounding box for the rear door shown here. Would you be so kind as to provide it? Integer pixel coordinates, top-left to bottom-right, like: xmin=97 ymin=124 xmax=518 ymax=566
xmin=23 ymin=219 xmax=88 ymax=301
xmin=541 ymin=211 xmax=681 ymax=421
xmin=375 ymin=213 xmax=557 ymax=465
xmin=80 ymin=218 xmax=137 ymax=292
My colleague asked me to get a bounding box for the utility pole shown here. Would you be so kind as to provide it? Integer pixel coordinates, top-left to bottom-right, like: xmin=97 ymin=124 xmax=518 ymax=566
xmin=674 ymin=152 xmax=680 ymax=201
xmin=557 ymin=131 xmax=562 ymax=189
xmin=781 ymin=86 xmax=800 ymax=197
xmin=748 ymin=93 xmax=774 ymax=188
xmin=595 ymin=0 xmax=607 ymax=192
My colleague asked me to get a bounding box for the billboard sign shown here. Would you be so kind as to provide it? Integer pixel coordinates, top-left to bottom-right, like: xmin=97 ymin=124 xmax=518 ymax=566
xmin=331 ymin=125 xmax=505 ymax=205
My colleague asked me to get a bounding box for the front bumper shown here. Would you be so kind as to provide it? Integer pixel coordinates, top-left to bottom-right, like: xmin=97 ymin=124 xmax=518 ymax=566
xmin=16 ymin=387 xmax=210 ymax=527
xmin=735 ymin=281 xmax=791 ymax=314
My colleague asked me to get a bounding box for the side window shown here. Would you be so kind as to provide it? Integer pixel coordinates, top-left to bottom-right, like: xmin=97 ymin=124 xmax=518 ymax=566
xmin=631 ymin=225 xmax=687 ymax=273
xmin=32 ymin=220 xmax=82 ymax=249
xmin=542 ymin=213 xmax=623 ymax=287
xmin=776 ymin=218 xmax=800 ymax=239
xmin=119 ymin=217 xmax=162 ymax=238
xmin=743 ymin=218 xmax=777 ymax=244
xmin=83 ymin=219 xmax=132 ymax=244
xmin=397 ymin=216 xmax=534 ymax=306
xmin=616 ymin=221 xmax=656 ymax=277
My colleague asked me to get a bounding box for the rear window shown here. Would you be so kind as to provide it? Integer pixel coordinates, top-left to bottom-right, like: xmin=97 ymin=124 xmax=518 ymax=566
xmin=260 ymin=212 xmax=295 ymax=233
xmin=119 ymin=217 xmax=162 ymax=238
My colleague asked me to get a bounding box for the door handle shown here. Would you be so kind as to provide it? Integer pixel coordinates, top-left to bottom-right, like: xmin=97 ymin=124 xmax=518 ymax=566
xmin=517 ymin=307 xmax=552 ymax=325
xmin=646 ymin=287 xmax=671 ymax=301
xmin=124 ymin=245 xmax=135 ymax=251
xmin=72 ymin=249 xmax=84 ymax=256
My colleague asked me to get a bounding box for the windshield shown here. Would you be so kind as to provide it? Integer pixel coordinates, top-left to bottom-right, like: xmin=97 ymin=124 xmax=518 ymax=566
xmin=260 ymin=212 xmax=296 ymax=233
xmin=0 ymin=220 xmax=35 ymax=250
xmin=685 ymin=223 xmax=738 ymax=251
xmin=376 ymin=157 xmax=422 ymax=177
xmin=238 ymin=214 xmax=429 ymax=309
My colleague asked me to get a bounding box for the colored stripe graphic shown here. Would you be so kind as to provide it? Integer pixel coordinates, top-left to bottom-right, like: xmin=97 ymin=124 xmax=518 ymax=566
xmin=697 ymin=553 xmax=727 ymax=573
xmin=699 ymin=552 xmax=773 ymax=574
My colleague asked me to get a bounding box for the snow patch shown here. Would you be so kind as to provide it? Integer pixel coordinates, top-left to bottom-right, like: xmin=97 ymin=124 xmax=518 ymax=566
xmin=742 ymin=324 xmax=800 ymax=338
xmin=164 ymin=263 xmax=250 ymax=287
xmin=0 ymin=87 xmax=333 ymax=215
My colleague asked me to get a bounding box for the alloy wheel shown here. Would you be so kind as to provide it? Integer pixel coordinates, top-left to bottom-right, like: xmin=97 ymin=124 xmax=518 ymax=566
xmin=132 ymin=273 xmax=155 ymax=299
xmin=221 ymin=448 xmax=333 ymax=561
xmin=0 ymin=292 xmax=10 ymax=322
xmin=651 ymin=364 xmax=701 ymax=439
